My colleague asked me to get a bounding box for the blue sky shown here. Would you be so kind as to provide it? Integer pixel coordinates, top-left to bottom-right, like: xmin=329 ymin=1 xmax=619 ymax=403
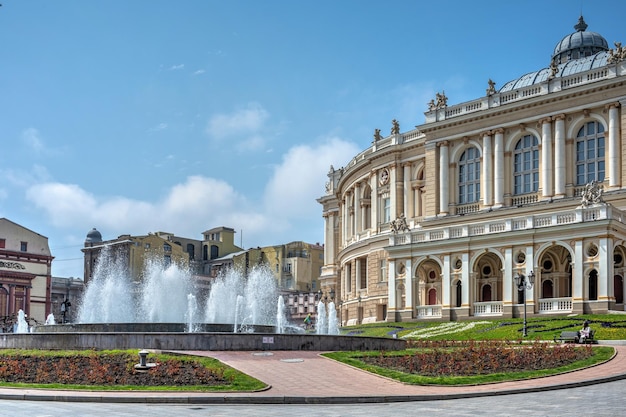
xmin=1 ymin=0 xmax=625 ymax=278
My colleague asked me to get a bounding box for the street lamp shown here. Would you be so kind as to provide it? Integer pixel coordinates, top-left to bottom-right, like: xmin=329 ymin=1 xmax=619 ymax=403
xmin=514 ymin=271 xmax=535 ymax=337
xmin=329 ymin=288 xmax=335 ymax=301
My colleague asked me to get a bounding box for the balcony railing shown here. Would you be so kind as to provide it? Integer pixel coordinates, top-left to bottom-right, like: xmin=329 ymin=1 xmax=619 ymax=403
xmin=538 ymin=297 xmax=573 ymax=313
xmin=473 ymin=301 xmax=503 ymax=316
xmin=416 ymin=305 xmax=442 ymax=318
xmin=389 ymin=204 xmax=623 ymax=246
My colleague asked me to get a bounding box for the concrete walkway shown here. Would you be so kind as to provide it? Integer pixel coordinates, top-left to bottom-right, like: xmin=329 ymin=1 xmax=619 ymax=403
xmin=0 ymin=345 xmax=625 ymax=404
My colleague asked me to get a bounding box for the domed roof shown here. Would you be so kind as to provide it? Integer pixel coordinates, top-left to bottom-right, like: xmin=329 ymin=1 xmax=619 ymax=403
xmin=500 ymin=16 xmax=611 ymax=93
xmin=85 ymin=228 xmax=103 ymax=243
xmin=552 ymin=16 xmax=608 ymax=64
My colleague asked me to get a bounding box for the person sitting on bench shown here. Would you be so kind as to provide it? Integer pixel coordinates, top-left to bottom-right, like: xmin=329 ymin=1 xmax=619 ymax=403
xmin=579 ymin=320 xmax=591 ymax=343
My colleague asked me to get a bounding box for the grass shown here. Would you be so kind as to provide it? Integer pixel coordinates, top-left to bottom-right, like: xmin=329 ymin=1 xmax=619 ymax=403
xmin=340 ymin=313 xmax=626 ymax=341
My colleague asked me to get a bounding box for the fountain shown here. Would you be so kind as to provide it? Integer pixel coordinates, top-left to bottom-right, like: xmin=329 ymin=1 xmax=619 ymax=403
xmin=316 ymin=300 xmax=327 ymax=335
xmin=16 ymin=309 xmax=29 ymax=333
xmin=327 ymin=301 xmax=339 ymax=335
xmin=18 ymin=245 xmax=406 ymax=352
xmin=45 ymin=313 xmax=56 ymax=325
xmin=186 ymin=293 xmax=198 ymax=333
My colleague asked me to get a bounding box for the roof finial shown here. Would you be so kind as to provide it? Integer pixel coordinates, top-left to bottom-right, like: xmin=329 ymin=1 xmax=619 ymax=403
xmin=574 ymin=15 xmax=588 ymax=32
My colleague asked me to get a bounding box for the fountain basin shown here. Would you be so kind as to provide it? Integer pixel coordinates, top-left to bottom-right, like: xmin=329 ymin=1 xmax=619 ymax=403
xmin=31 ymin=323 xmax=286 ymax=334
xmin=0 ymin=331 xmax=406 ymax=351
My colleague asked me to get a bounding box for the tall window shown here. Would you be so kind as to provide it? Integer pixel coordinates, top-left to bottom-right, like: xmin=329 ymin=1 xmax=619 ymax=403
xmin=360 ymin=257 xmax=368 ymax=289
xmin=513 ymin=134 xmax=539 ymax=194
xmin=458 ymin=147 xmax=481 ymax=204
xmin=345 ymin=263 xmax=352 ymax=293
xmin=576 ymin=121 xmax=605 ymax=185
xmin=382 ymin=197 xmax=391 ymax=223
xmin=379 ymin=259 xmax=387 ymax=282
xmin=20 ymin=241 xmax=27 ymax=252
xmin=0 ymin=239 xmax=5 ymax=249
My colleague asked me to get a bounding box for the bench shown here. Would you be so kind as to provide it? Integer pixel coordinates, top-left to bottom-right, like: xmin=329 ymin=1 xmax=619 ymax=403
xmin=554 ymin=331 xmax=579 ymax=343
xmin=554 ymin=329 xmax=596 ymax=344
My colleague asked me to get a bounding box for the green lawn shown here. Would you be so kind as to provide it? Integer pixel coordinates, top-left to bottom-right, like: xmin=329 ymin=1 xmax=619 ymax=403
xmin=340 ymin=313 xmax=626 ymax=341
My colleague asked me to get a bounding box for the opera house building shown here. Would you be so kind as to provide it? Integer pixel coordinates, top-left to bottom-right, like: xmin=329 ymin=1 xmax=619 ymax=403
xmin=318 ymin=17 xmax=626 ymax=325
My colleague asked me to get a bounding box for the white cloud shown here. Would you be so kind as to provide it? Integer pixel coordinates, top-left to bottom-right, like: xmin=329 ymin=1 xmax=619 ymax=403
xmin=206 ymin=102 xmax=269 ymax=139
xmin=24 ymin=176 xmax=259 ymax=242
xmin=193 ymin=69 xmax=205 ymax=75
xmin=263 ymin=136 xmax=360 ymax=225
xmin=236 ymin=135 xmax=265 ymax=152
xmin=22 ymin=128 xmax=45 ymax=153
xmin=169 ymin=64 xmax=185 ymax=70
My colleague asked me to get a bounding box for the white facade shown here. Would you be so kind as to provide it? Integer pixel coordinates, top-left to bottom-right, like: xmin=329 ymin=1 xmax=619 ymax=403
xmin=319 ymin=17 xmax=626 ymax=325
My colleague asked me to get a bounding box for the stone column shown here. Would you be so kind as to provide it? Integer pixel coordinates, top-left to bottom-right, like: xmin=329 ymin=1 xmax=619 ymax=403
xmin=8 ymin=285 xmax=15 ymax=315
xmin=438 ymin=141 xmax=449 ymax=215
xmin=442 ymin=254 xmax=451 ymax=308
xmin=598 ymin=237 xmax=612 ymax=304
xmin=607 ymin=103 xmax=620 ymax=188
xmin=573 ymin=240 xmax=584 ymax=313
xmin=371 ymin=172 xmax=378 ymax=232
xmin=482 ymin=132 xmax=493 ymax=207
xmin=354 ymin=182 xmax=361 ymax=235
xmin=553 ymin=114 xmax=566 ymax=197
xmin=387 ymin=260 xmax=397 ymax=313
xmin=541 ymin=118 xmax=553 ymax=198
xmin=525 ymin=246 xmax=535 ymax=312
xmin=405 ymin=257 xmax=413 ymax=314
xmin=503 ymin=247 xmax=513 ymax=305
xmin=403 ymin=164 xmax=411 ymax=218
xmin=461 ymin=253 xmax=470 ymax=308
xmin=323 ymin=212 xmax=332 ymax=264
xmin=494 ymin=128 xmax=504 ymax=207
xmin=25 ymin=286 xmax=31 ymax=316
xmin=390 ymin=164 xmax=397 ymax=220
xmin=342 ymin=194 xmax=349 ymax=245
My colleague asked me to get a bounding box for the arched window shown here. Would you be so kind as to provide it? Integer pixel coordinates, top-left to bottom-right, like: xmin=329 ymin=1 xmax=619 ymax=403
xmin=513 ymin=134 xmax=539 ymax=195
xmin=614 ymin=275 xmax=623 ymax=304
xmin=576 ymin=121 xmax=605 ymax=185
xmin=482 ymin=284 xmax=492 ymax=302
xmin=589 ymin=270 xmax=598 ymax=301
xmin=455 ymin=281 xmax=462 ymax=308
xmin=458 ymin=147 xmax=481 ymax=204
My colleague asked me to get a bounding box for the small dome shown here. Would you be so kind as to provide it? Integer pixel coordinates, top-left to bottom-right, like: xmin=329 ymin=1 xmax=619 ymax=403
xmin=85 ymin=228 xmax=103 ymax=243
xmin=552 ymin=16 xmax=608 ymax=65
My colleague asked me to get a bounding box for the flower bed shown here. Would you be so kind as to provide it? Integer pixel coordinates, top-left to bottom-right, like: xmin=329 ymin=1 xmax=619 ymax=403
xmin=0 ymin=351 xmax=230 ymax=387
xmin=360 ymin=340 xmax=594 ymax=376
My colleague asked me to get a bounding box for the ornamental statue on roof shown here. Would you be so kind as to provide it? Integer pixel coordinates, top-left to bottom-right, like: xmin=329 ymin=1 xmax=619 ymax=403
xmin=391 ymin=119 xmax=400 ymax=135
xmin=608 ymin=42 xmax=626 ymax=64
xmin=373 ymin=128 xmax=382 ymax=141
xmin=486 ymin=79 xmax=496 ymax=96
xmin=427 ymin=91 xmax=448 ymax=111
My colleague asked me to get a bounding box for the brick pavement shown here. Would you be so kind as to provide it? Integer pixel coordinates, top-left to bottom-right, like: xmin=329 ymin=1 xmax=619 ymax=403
xmin=0 ymin=345 xmax=624 ymax=404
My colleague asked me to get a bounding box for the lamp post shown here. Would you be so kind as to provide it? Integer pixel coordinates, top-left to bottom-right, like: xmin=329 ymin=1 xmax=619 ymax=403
xmin=514 ymin=271 xmax=535 ymax=337
xmin=329 ymin=287 xmax=335 ymax=302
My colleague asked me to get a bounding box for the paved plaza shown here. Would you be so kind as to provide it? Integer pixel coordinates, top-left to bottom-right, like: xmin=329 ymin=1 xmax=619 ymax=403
xmin=0 ymin=345 xmax=624 ymax=405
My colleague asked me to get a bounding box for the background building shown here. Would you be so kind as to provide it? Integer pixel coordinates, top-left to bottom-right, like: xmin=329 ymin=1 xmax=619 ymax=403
xmin=319 ymin=16 xmax=626 ymax=325
xmin=82 ymin=229 xmax=190 ymax=284
xmin=0 ymin=218 xmax=53 ymax=326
